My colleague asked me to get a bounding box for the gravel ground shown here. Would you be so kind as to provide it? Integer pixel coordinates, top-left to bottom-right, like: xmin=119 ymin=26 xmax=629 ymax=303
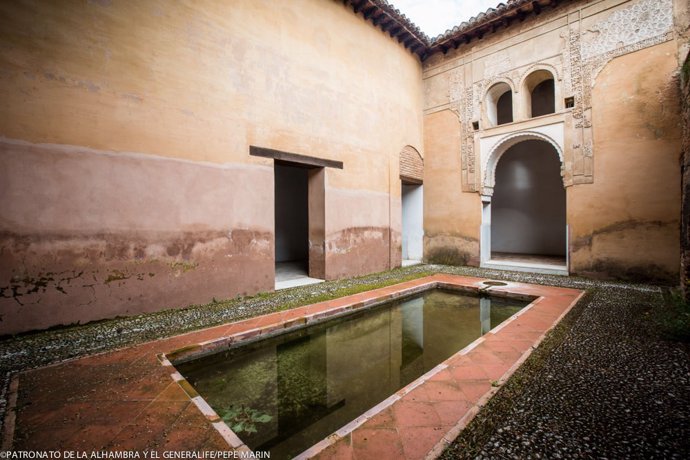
xmin=440 ymin=277 xmax=690 ymax=459
xmin=1 ymin=264 xmax=687 ymax=457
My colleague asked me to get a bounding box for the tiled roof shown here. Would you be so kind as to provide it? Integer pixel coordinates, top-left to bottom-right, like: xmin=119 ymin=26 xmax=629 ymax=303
xmin=428 ymin=0 xmax=566 ymax=55
xmin=343 ymin=0 xmax=431 ymax=57
xmin=343 ymin=0 xmax=567 ymax=60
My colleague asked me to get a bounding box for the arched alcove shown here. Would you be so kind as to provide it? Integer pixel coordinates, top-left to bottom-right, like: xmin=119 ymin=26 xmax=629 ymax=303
xmin=491 ymin=140 xmax=566 ymax=258
xmin=523 ymin=69 xmax=556 ymax=118
xmin=482 ymin=131 xmax=564 ymax=196
xmin=485 ymin=82 xmax=513 ymax=127
xmin=480 ymin=131 xmax=567 ymax=273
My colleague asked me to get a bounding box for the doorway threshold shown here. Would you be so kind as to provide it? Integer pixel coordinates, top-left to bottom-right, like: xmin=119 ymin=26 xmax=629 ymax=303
xmin=402 ymin=259 xmax=423 ymax=267
xmin=275 ymin=261 xmax=324 ymax=290
xmin=275 ymin=276 xmax=325 ymax=290
xmin=481 ymin=259 xmax=568 ymax=276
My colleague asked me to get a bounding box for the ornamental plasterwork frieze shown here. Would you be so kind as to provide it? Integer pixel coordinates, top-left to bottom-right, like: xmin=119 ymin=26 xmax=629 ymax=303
xmin=574 ymin=0 xmax=674 ymax=182
xmin=580 ymin=0 xmax=674 ymax=60
xmin=449 ymin=0 xmax=675 ymax=192
xmin=459 ymin=86 xmax=476 ymax=191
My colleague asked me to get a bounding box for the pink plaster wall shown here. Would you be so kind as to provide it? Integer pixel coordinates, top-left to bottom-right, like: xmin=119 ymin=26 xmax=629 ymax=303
xmin=0 ymin=139 xmax=274 ymax=335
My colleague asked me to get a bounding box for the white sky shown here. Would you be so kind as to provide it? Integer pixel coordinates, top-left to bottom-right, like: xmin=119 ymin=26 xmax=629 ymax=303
xmin=390 ymin=0 xmax=500 ymax=38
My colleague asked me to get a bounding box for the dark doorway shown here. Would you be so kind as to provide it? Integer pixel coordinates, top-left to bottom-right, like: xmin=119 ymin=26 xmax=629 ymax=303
xmin=275 ymin=163 xmax=309 ymax=278
xmin=491 ymin=140 xmax=566 ymax=261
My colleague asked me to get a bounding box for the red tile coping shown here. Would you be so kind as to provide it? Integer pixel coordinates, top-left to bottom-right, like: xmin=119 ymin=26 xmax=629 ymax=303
xmin=7 ymin=275 xmax=583 ymax=458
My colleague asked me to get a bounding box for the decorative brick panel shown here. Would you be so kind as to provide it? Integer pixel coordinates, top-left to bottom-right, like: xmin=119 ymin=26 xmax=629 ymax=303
xmin=400 ymin=145 xmax=423 ymax=183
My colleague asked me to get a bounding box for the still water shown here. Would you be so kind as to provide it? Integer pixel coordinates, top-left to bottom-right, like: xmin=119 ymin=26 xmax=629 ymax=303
xmin=178 ymin=289 xmax=528 ymax=459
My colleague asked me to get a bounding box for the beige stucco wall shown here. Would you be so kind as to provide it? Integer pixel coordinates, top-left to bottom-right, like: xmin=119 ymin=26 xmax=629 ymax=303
xmin=0 ymin=0 xmax=423 ymax=334
xmin=422 ymin=0 xmax=682 ymax=282
xmin=423 ymin=110 xmax=481 ymax=265
xmin=569 ymin=40 xmax=681 ymax=282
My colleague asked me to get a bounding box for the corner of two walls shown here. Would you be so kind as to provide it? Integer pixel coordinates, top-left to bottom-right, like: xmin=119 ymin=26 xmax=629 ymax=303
xmin=680 ymin=50 xmax=690 ymax=300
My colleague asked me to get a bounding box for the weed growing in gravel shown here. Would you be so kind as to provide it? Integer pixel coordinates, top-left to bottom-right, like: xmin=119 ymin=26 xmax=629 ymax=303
xmin=658 ymin=289 xmax=690 ymax=342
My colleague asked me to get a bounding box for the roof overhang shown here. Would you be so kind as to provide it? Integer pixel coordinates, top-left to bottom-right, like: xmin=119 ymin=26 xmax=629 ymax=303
xmin=342 ymin=0 xmax=571 ymax=61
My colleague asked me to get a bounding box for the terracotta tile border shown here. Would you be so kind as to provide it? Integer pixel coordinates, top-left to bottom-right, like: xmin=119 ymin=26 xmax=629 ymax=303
xmin=161 ymin=274 xmax=584 ymax=460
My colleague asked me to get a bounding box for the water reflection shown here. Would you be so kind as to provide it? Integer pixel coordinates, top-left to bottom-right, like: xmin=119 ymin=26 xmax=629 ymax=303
xmin=179 ymin=290 xmax=526 ymax=459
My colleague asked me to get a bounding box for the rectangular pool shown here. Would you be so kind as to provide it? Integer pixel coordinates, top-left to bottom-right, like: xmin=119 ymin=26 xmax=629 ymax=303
xmin=176 ymin=289 xmax=528 ymax=459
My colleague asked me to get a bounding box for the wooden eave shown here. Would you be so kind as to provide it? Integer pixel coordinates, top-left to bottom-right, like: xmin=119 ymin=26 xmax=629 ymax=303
xmin=343 ymin=0 xmax=429 ymax=58
xmin=428 ymin=0 xmax=568 ymax=55
xmin=342 ymin=0 xmax=572 ymax=61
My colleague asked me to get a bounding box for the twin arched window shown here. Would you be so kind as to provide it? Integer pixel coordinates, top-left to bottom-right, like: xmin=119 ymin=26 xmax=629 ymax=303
xmin=484 ymin=69 xmax=557 ymax=128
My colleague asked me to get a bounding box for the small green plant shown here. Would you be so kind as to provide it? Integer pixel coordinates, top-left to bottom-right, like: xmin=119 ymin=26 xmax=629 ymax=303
xmin=658 ymin=289 xmax=690 ymax=342
xmin=220 ymin=406 xmax=272 ymax=435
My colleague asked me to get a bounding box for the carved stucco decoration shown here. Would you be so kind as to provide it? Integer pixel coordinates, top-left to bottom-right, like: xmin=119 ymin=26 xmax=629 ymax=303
xmin=450 ymin=0 xmax=675 ymax=192
xmin=580 ymin=0 xmax=674 ymax=60
xmin=570 ymin=0 xmax=673 ymax=183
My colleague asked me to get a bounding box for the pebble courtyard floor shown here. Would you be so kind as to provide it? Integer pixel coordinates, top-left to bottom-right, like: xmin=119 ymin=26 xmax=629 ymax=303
xmin=1 ymin=265 xmax=688 ymax=458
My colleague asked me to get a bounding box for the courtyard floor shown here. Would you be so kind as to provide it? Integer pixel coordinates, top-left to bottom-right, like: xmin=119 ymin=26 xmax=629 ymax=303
xmin=1 ymin=265 xmax=689 ymax=458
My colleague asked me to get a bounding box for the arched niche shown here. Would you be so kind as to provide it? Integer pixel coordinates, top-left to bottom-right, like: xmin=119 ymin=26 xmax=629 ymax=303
xmin=481 ymin=130 xmax=564 ymax=196
xmin=522 ymin=69 xmax=557 ymax=118
xmin=479 ymin=131 xmax=568 ymax=271
xmin=484 ymin=81 xmax=514 ymax=127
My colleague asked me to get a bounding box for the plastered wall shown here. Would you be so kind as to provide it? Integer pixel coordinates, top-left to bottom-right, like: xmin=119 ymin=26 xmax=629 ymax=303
xmin=0 ymin=0 xmax=423 ymax=334
xmin=423 ymin=110 xmax=481 ymax=266
xmin=569 ymin=40 xmax=681 ymax=283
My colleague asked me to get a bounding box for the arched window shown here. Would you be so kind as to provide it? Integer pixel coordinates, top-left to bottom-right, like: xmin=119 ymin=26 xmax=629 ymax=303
xmin=524 ymin=70 xmax=555 ymax=118
xmin=496 ymin=91 xmax=513 ymax=125
xmin=485 ymin=82 xmax=513 ymax=127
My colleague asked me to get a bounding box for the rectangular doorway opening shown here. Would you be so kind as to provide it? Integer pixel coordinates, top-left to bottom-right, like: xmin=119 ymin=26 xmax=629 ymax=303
xmin=274 ymin=162 xmax=325 ymax=290
xmin=401 ymin=181 xmax=423 ymax=266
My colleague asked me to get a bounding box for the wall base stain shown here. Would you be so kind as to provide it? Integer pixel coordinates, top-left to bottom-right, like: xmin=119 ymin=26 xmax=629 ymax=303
xmin=324 ymin=226 xmax=391 ymax=280
xmin=573 ymin=259 xmax=677 ymax=285
xmin=425 ymin=247 xmax=471 ymax=266
xmin=570 ymin=218 xmax=679 ymax=284
xmin=423 ymin=233 xmax=479 ymax=267
xmin=0 ymin=229 xmax=273 ymax=336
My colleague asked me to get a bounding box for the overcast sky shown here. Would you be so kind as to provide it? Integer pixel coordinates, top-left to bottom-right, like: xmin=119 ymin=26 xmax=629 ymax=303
xmin=390 ymin=0 xmax=500 ymax=38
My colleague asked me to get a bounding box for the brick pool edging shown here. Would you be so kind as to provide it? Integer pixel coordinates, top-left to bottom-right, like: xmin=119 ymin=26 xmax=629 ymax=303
xmin=161 ymin=274 xmax=584 ymax=459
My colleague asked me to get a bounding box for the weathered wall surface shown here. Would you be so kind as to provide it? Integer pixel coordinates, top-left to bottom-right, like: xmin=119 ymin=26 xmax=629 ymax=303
xmin=0 ymin=140 xmax=274 ymax=333
xmin=423 ymin=110 xmax=481 ymax=265
xmin=569 ymin=41 xmax=681 ymax=283
xmin=681 ymin=51 xmax=690 ymax=299
xmin=0 ymin=0 xmax=423 ymax=334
